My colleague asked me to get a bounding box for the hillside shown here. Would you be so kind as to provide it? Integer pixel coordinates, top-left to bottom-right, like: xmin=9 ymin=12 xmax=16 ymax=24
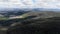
xmin=0 ymin=11 xmax=60 ymax=34
xmin=21 ymin=11 xmax=60 ymax=19
xmin=0 ymin=11 xmax=60 ymax=26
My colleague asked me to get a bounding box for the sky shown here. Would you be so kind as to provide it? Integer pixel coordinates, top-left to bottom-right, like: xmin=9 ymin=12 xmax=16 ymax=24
xmin=0 ymin=0 xmax=60 ymax=9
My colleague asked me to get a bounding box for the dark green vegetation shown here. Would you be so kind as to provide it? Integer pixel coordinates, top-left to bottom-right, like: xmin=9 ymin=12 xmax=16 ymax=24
xmin=7 ymin=17 xmax=60 ymax=34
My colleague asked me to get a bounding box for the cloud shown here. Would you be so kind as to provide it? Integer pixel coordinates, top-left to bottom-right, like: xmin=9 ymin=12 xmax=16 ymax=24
xmin=0 ymin=0 xmax=60 ymax=9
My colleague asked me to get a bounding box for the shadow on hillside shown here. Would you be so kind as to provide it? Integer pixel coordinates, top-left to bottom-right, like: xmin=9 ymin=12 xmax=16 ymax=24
xmin=6 ymin=17 xmax=60 ymax=34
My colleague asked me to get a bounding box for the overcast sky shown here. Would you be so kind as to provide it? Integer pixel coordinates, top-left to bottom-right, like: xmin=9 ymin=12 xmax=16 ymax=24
xmin=0 ymin=0 xmax=60 ymax=9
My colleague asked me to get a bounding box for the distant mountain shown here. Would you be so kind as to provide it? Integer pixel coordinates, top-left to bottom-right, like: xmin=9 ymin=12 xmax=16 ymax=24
xmin=0 ymin=8 xmax=60 ymax=18
xmin=31 ymin=8 xmax=60 ymax=12
xmin=0 ymin=8 xmax=60 ymax=12
xmin=0 ymin=10 xmax=30 ymax=17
